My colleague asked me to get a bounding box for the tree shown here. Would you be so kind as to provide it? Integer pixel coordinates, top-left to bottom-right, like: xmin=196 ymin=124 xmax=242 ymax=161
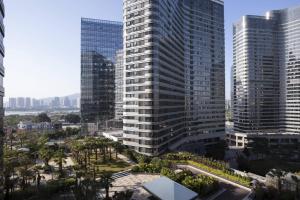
xmin=99 ymin=171 xmax=113 ymax=199
xmin=112 ymin=142 xmax=124 ymax=158
xmin=53 ymin=149 xmax=67 ymax=177
xmin=268 ymin=169 xmax=287 ymax=192
xmin=39 ymin=146 xmax=54 ymax=167
xmin=16 ymin=131 xmax=27 ymax=148
xmin=291 ymin=175 xmax=300 ymax=199
xmin=16 ymin=152 xmax=34 ymax=190
xmin=33 ymin=166 xmax=45 ymax=189
xmin=3 ymin=148 xmax=19 ymax=200
xmin=36 ymin=113 xmax=51 ymax=123
xmin=64 ymin=114 xmax=81 ymax=124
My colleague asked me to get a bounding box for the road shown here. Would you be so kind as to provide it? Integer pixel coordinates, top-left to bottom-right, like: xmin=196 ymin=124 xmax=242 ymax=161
xmin=178 ymin=165 xmax=251 ymax=200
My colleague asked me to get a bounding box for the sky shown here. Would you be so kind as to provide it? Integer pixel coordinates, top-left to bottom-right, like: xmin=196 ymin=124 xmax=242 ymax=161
xmin=4 ymin=0 xmax=300 ymax=100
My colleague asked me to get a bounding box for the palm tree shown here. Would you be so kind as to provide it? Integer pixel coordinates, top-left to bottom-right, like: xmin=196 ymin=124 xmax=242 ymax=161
xmin=291 ymin=175 xmax=300 ymax=199
xmin=99 ymin=171 xmax=113 ymax=199
xmin=53 ymin=149 xmax=67 ymax=177
xmin=73 ymin=165 xmax=84 ymax=187
xmin=97 ymin=140 xmax=107 ymax=163
xmin=39 ymin=146 xmax=54 ymax=167
xmin=112 ymin=142 xmax=124 ymax=159
xmin=268 ymin=169 xmax=287 ymax=192
xmin=17 ymin=131 xmax=27 ymax=148
xmin=33 ymin=166 xmax=45 ymax=189
xmin=3 ymin=149 xmax=18 ymax=200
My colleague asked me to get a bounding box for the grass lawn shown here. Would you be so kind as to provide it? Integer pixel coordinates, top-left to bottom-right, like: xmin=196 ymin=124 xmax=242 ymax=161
xmin=85 ymin=152 xmax=133 ymax=173
xmin=248 ymin=159 xmax=300 ymax=176
xmin=94 ymin=158 xmax=132 ymax=173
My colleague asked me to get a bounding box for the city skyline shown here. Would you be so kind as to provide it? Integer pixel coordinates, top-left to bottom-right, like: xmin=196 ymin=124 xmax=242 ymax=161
xmin=1 ymin=1 xmax=300 ymax=199
xmin=4 ymin=0 xmax=300 ymax=100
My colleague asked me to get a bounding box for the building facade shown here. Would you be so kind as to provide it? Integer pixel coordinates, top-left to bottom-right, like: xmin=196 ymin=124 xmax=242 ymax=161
xmin=123 ymin=0 xmax=225 ymax=155
xmin=115 ymin=49 xmax=124 ymax=120
xmin=8 ymin=98 xmax=16 ymax=109
xmin=0 ymin=0 xmax=4 ymax=192
xmin=227 ymin=132 xmax=300 ymax=148
xmin=233 ymin=6 xmax=300 ymax=134
xmin=81 ymin=18 xmax=123 ymax=124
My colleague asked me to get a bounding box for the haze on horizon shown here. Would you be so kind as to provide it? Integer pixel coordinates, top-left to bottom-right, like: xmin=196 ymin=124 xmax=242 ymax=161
xmin=4 ymin=0 xmax=300 ymax=100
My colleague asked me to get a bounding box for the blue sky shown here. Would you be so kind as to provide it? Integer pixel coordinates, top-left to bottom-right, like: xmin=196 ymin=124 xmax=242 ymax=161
xmin=4 ymin=0 xmax=300 ymax=99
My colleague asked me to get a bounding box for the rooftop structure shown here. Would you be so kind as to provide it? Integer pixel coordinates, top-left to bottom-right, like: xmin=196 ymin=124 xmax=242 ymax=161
xmin=143 ymin=177 xmax=198 ymax=200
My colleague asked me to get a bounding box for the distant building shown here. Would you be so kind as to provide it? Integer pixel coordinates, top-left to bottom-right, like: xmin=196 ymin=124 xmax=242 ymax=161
xmin=32 ymin=98 xmax=41 ymax=109
xmin=51 ymin=97 xmax=60 ymax=108
xmin=62 ymin=123 xmax=81 ymax=130
xmin=17 ymin=97 xmax=25 ymax=108
xmin=25 ymin=97 xmax=31 ymax=108
xmin=63 ymin=97 xmax=71 ymax=108
xmin=71 ymin=99 xmax=77 ymax=108
xmin=81 ymin=18 xmax=123 ymax=125
xmin=8 ymin=98 xmax=17 ymax=109
xmin=17 ymin=121 xmax=59 ymax=132
xmin=18 ymin=121 xmax=33 ymax=130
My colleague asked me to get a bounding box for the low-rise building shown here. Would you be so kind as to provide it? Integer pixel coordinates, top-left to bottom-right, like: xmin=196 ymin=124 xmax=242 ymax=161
xmin=62 ymin=123 xmax=81 ymax=130
xmin=227 ymin=132 xmax=300 ymax=149
xmin=17 ymin=121 xmax=60 ymax=132
xmin=102 ymin=130 xmax=123 ymax=142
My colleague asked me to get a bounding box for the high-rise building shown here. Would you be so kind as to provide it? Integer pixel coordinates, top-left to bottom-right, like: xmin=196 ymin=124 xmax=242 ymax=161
xmin=233 ymin=6 xmax=300 ymax=134
xmin=25 ymin=97 xmax=31 ymax=108
xmin=8 ymin=98 xmax=17 ymax=109
xmin=0 ymin=0 xmax=4 ymax=192
xmin=115 ymin=49 xmax=124 ymax=120
xmin=51 ymin=97 xmax=60 ymax=108
xmin=17 ymin=97 xmax=25 ymax=108
xmin=32 ymin=98 xmax=41 ymax=109
xmin=81 ymin=18 xmax=123 ymax=124
xmin=123 ymin=0 xmax=225 ymax=155
xmin=63 ymin=97 xmax=71 ymax=108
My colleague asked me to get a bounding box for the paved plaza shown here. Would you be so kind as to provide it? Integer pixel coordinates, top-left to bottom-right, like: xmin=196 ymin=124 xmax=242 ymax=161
xmin=101 ymin=174 xmax=161 ymax=199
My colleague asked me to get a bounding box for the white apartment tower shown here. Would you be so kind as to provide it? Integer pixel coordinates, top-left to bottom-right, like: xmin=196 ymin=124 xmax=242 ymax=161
xmin=123 ymin=0 xmax=225 ymax=155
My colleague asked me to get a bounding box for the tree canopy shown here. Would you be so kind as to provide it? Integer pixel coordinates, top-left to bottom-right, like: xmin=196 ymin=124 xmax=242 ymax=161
xmin=64 ymin=114 xmax=81 ymax=124
xmin=36 ymin=113 xmax=51 ymax=123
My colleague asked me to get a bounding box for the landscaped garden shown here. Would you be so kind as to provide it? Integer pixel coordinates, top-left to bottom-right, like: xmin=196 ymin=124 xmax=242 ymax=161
xmin=131 ymin=157 xmax=220 ymax=198
xmin=2 ymin=113 xmax=134 ymax=200
xmin=164 ymin=152 xmax=252 ymax=187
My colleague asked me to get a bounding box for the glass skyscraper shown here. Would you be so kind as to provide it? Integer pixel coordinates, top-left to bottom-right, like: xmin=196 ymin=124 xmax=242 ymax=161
xmin=123 ymin=0 xmax=225 ymax=155
xmin=0 ymin=0 xmax=4 ymax=193
xmin=81 ymin=18 xmax=123 ymax=125
xmin=233 ymin=6 xmax=300 ymax=134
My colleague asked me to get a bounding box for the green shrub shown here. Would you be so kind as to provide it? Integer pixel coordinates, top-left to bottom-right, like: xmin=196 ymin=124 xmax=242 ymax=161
xmin=187 ymin=160 xmax=251 ymax=187
xmin=181 ymin=175 xmax=219 ymax=197
xmin=131 ymin=165 xmax=141 ymax=173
